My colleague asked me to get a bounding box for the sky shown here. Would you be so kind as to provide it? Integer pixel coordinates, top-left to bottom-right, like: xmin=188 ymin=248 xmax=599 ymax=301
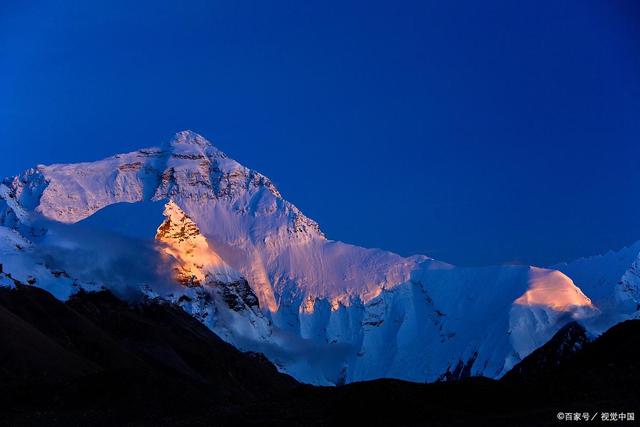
xmin=1 ymin=0 xmax=640 ymax=266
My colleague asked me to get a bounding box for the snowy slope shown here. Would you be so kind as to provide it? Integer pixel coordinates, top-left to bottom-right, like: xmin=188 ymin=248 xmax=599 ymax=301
xmin=0 ymin=130 xmax=622 ymax=385
xmin=0 ymin=225 xmax=101 ymax=299
xmin=553 ymin=241 xmax=640 ymax=332
xmin=288 ymin=262 xmax=595 ymax=383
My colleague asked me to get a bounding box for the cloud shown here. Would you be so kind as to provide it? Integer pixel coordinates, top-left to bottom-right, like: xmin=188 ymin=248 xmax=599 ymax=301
xmin=32 ymin=219 xmax=177 ymax=302
xmin=233 ymin=326 xmax=356 ymax=385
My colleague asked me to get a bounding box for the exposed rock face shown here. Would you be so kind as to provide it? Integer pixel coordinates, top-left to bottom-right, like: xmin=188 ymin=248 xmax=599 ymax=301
xmin=155 ymin=200 xmax=238 ymax=287
xmin=152 ymin=199 xmax=270 ymax=346
xmin=220 ymin=278 xmax=260 ymax=311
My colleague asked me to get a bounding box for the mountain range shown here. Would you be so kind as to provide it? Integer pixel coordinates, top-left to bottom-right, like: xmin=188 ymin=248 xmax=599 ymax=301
xmin=1 ymin=130 xmax=639 ymax=386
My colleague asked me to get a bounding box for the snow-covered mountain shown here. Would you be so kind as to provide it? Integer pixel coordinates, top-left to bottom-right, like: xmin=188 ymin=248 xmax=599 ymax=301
xmin=0 ymin=130 xmax=635 ymax=385
xmin=552 ymin=241 xmax=640 ymax=333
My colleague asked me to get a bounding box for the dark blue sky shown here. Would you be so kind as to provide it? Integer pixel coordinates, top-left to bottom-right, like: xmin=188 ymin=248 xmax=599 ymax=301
xmin=2 ymin=1 xmax=640 ymax=266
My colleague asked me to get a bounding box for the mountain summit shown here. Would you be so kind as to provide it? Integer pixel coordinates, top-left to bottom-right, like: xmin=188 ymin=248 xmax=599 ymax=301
xmin=0 ymin=131 xmax=637 ymax=385
xmin=171 ymin=129 xmax=216 ymax=147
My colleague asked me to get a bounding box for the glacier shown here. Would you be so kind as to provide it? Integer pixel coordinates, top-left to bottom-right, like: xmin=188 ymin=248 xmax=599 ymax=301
xmin=0 ymin=130 xmax=637 ymax=385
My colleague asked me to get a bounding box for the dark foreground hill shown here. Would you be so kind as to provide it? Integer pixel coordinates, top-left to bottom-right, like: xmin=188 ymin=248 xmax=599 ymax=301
xmin=0 ymin=285 xmax=638 ymax=426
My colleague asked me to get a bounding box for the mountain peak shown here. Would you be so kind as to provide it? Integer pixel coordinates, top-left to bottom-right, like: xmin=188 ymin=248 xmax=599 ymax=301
xmin=164 ymin=130 xmax=226 ymax=159
xmin=171 ymin=130 xmax=210 ymax=146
